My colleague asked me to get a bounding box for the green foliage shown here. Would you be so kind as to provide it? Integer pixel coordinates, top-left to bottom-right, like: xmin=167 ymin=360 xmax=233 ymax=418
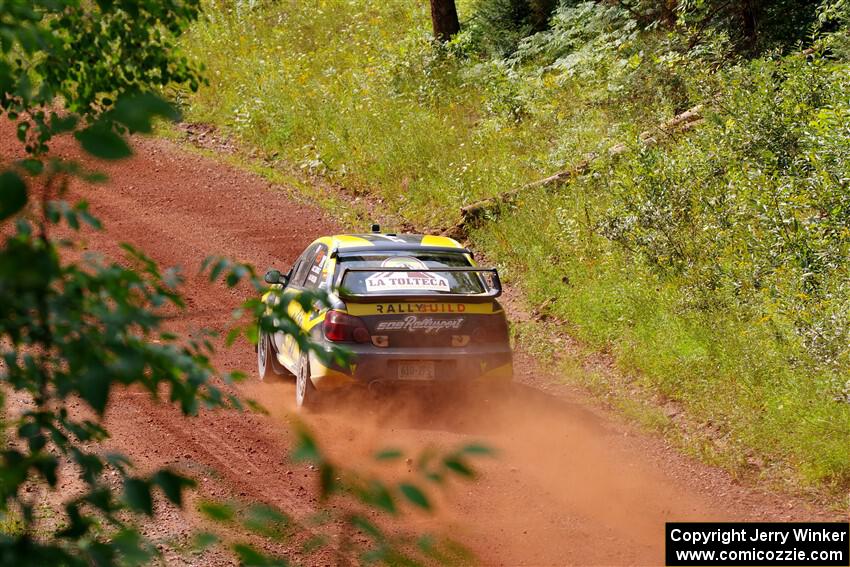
xmin=1 ymin=0 xmax=204 ymax=157
xmin=597 ymin=54 xmax=850 ymax=369
xmin=819 ymin=0 xmax=850 ymax=56
xmin=2 ymin=4 xmax=491 ymax=565
xmin=1 ymin=1 xmax=224 ymax=561
xmin=508 ymin=1 xmax=654 ymax=102
xmin=197 ymin=428 xmax=484 ymax=565
xmin=0 ymin=172 xmax=27 ymax=219
xmin=463 ymin=0 xmax=559 ymax=56
xmin=0 ymin=191 xmax=265 ymax=563
xmin=478 ymin=50 xmax=850 ymax=486
xmin=675 ymin=0 xmax=822 ymax=54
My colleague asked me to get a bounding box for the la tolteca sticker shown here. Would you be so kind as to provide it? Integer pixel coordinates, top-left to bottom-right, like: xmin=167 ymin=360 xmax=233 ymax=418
xmin=365 ymin=257 xmax=450 ymax=292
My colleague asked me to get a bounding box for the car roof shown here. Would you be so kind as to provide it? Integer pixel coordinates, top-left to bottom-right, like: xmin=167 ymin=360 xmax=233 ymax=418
xmin=319 ymin=233 xmax=466 ymax=253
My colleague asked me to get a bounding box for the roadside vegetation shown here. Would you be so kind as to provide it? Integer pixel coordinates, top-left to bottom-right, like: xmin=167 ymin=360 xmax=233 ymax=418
xmin=181 ymin=0 xmax=850 ymax=492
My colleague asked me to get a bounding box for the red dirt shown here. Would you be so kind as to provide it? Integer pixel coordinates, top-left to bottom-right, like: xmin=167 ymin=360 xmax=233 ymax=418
xmin=1 ymin=128 xmax=842 ymax=566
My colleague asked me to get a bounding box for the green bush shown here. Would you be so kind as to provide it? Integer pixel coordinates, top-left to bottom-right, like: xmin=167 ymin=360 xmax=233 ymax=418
xmin=463 ymin=0 xmax=559 ymax=56
xmin=597 ymin=55 xmax=850 ymax=368
xmin=476 ymin=50 xmax=850 ymax=486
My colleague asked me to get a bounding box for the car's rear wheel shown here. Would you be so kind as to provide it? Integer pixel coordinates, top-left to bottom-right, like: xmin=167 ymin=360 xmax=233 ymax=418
xmin=296 ymin=351 xmax=318 ymax=410
xmin=257 ymin=330 xmax=279 ymax=381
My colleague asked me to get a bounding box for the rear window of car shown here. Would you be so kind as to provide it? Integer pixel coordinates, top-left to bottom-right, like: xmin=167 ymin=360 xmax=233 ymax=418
xmin=335 ymin=251 xmax=486 ymax=295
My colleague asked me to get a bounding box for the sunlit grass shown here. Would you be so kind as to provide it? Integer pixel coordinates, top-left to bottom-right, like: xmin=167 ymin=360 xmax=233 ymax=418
xmin=475 ymin=181 xmax=850 ymax=491
xmin=182 ymin=0 xmax=647 ymax=226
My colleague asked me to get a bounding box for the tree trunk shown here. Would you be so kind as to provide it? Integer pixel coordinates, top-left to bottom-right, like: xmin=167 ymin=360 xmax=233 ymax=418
xmin=661 ymin=0 xmax=678 ymax=27
xmin=430 ymin=0 xmax=460 ymax=42
xmin=741 ymin=0 xmax=758 ymax=52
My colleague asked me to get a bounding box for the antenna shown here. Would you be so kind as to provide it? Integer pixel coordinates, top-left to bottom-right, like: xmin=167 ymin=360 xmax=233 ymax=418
xmin=370 ymin=223 xmax=381 ymax=233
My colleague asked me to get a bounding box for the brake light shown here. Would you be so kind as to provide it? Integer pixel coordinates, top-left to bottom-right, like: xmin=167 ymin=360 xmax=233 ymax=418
xmin=323 ymin=310 xmax=371 ymax=343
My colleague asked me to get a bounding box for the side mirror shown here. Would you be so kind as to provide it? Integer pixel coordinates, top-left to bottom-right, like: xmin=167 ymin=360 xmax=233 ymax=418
xmin=264 ymin=269 xmax=287 ymax=286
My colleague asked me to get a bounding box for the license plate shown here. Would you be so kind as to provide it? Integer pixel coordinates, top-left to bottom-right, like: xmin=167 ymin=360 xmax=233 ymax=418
xmin=398 ymin=361 xmax=435 ymax=381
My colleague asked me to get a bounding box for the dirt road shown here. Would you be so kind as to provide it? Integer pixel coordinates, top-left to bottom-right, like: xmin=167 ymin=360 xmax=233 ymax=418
xmin=2 ymin=129 xmax=838 ymax=566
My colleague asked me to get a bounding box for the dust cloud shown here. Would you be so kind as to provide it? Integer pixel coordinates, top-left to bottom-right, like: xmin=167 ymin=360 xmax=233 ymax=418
xmin=242 ymin=378 xmax=725 ymax=565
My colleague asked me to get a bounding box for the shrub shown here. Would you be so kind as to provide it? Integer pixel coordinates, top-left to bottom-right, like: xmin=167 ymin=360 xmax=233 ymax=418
xmin=464 ymin=0 xmax=560 ymax=56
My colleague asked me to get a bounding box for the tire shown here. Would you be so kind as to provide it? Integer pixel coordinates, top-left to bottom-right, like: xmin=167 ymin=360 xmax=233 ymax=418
xmin=295 ymin=351 xmax=318 ymax=410
xmin=257 ymin=330 xmax=279 ymax=381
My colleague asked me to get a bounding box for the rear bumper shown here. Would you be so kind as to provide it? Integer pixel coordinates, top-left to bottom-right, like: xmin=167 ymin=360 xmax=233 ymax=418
xmin=309 ymin=344 xmax=513 ymax=390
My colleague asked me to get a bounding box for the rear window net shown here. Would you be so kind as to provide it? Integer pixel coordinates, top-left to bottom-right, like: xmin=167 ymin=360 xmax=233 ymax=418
xmin=336 ymin=266 xmax=502 ymax=302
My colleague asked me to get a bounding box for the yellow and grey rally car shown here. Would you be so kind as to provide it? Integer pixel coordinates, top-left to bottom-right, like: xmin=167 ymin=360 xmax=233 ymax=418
xmin=256 ymin=227 xmax=513 ymax=408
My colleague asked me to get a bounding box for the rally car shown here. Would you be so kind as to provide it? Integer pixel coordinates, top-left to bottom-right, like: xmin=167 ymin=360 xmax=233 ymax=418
xmin=256 ymin=227 xmax=513 ymax=408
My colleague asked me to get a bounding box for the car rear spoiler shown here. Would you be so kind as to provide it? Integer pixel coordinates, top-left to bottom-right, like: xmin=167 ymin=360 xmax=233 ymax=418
xmin=335 ymin=267 xmax=502 ymax=303
xmin=332 ymin=245 xmax=475 ymax=257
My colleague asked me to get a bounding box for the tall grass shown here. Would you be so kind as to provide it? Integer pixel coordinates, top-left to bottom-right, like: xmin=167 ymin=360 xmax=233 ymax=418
xmin=182 ymin=0 xmax=663 ymax=226
xmin=181 ymin=0 xmax=850 ymax=490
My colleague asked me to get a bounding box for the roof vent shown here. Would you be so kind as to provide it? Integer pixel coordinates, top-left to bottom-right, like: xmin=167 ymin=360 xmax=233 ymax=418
xmin=370 ymin=223 xmax=381 ymax=233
